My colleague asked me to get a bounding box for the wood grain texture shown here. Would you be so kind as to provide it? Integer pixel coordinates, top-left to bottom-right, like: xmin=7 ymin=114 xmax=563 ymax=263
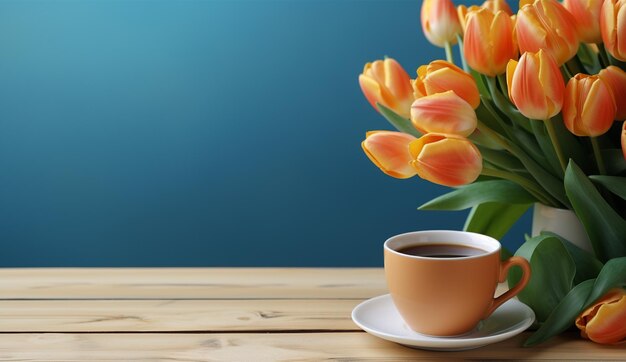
xmin=0 ymin=268 xmax=386 ymax=299
xmin=0 ymin=299 xmax=360 ymax=332
xmin=0 ymin=332 xmax=621 ymax=361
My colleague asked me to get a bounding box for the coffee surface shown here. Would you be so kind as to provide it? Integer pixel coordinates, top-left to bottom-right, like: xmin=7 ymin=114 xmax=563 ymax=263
xmin=397 ymin=243 xmax=485 ymax=258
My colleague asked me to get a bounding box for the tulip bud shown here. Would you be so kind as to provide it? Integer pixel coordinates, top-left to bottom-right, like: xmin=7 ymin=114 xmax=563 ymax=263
xmin=506 ymin=49 xmax=565 ymax=120
xmin=421 ymin=0 xmax=463 ymax=47
xmin=413 ymin=60 xmax=481 ymax=109
xmin=359 ymin=58 xmax=414 ymax=119
xmin=576 ymin=288 xmax=626 ymax=344
xmin=599 ymin=66 xmax=626 ymax=119
xmin=563 ymin=0 xmax=603 ymax=44
xmin=563 ymin=74 xmax=616 ymax=137
xmin=362 ymin=131 xmax=418 ymax=179
xmin=409 ymin=133 xmax=482 ymax=186
xmin=601 ymin=0 xmax=626 ymax=61
xmin=411 ymin=91 xmax=477 ymax=137
xmin=464 ymin=8 xmax=518 ymax=76
xmin=516 ymin=0 xmax=579 ymax=65
xmin=482 ymin=0 xmax=513 ymax=15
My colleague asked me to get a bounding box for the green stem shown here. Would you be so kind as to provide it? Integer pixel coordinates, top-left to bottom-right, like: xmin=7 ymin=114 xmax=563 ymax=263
xmin=456 ymin=34 xmax=469 ymax=72
xmin=481 ymin=167 xmax=552 ymax=205
xmin=590 ymin=137 xmax=606 ymax=175
xmin=477 ymin=120 xmax=564 ymax=207
xmin=560 ymin=65 xmax=573 ymax=80
xmin=496 ymin=74 xmax=509 ymax=101
xmin=444 ymin=41 xmax=455 ymax=64
xmin=596 ymin=43 xmax=610 ymax=68
xmin=565 ymin=58 xmax=582 ymax=76
xmin=544 ymin=118 xmax=567 ymax=172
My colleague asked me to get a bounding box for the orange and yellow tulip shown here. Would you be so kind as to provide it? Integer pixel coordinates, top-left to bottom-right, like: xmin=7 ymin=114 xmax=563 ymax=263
xmin=507 ymin=50 xmax=565 ymax=120
xmin=410 ymin=91 xmax=477 ymax=137
xmin=409 ymin=133 xmax=482 ymax=186
xmin=413 ymin=60 xmax=480 ymax=109
xmin=464 ymin=8 xmax=517 ymax=76
xmin=421 ymin=0 xmax=462 ymax=47
xmin=563 ymin=74 xmax=616 ymax=137
xmin=601 ymin=0 xmax=626 ymax=61
xmin=576 ymin=288 xmax=626 ymax=344
xmin=563 ymin=0 xmax=604 ymax=44
xmin=516 ymin=0 xmax=579 ymax=65
xmin=359 ymin=58 xmax=414 ymax=119
xmin=362 ymin=131 xmax=418 ymax=179
xmin=599 ymin=66 xmax=626 ymax=119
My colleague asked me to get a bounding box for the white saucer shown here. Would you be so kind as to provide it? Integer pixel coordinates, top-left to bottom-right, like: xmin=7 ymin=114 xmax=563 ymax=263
xmin=351 ymin=294 xmax=535 ymax=351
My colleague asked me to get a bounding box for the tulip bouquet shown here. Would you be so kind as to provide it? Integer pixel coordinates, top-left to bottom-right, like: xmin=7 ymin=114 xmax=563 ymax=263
xmin=358 ymin=0 xmax=626 ymax=345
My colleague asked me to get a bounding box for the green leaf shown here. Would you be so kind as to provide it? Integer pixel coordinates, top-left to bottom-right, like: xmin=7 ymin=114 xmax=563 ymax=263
xmin=564 ymin=160 xmax=626 ymax=261
xmin=585 ymin=257 xmax=626 ymax=305
xmin=577 ymin=43 xmax=601 ymax=74
xmin=541 ymin=231 xmax=604 ymax=285
xmin=524 ymin=279 xmax=595 ymax=346
xmin=375 ymin=103 xmax=421 ymax=137
xmin=525 ymin=257 xmax=626 ymax=346
xmin=589 ymin=175 xmax=626 ymax=200
xmin=509 ymin=235 xmax=575 ymax=322
xmin=530 ymin=120 xmax=564 ymax=178
xmin=463 ymin=202 xmax=529 ymax=250
xmin=478 ymin=147 xmax=526 ymax=172
xmin=419 ymin=180 xmax=535 ymax=210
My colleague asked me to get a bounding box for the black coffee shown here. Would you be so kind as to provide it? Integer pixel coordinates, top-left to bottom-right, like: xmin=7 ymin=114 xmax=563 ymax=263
xmin=397 ymin=243 xmax=485 ymax=258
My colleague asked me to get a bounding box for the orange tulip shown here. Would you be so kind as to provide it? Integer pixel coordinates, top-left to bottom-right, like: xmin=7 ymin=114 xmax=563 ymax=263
xmin=563 ymin=0 xmax=603 ymax=44
xmin=464 ymin=8 xmax=518 ymax=76
xmin=409 ymin=133 xmax=482 ymax=186
xmin=482 ymin=0 xmax=513 ymax=15
xmin=413 ymin=60 xmax=481 ymax=109
xmin=359 ymin=58 xmax=414 ymax=119
xmin=362 ymin=131 xmax=418 ymax=179
xmin=622 ymin=121 xmax=626 ymax=160
xmin=411 ymin=91 xmax=477 ymax=137
xmin=421 ymin=0 xmax=463 ymax=47
xmin=599 ymin=66 xmax=626 ymax=119
xmin=506 ymin=49 xmax=565 ymax=120
xmin=516 ymin=0 xmax=579 ymax=65
xmin=601 ymin=0 xmax=626 ymax=61
xmin=563 ymin=74 xmax=616 ymax=137
xmin=576 ymin=288 xmax=626 ymax=344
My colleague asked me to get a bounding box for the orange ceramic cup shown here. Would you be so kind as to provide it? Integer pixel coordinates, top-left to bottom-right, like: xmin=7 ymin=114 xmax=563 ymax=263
xmin=384 ymin=230 xmax=531 ymax=336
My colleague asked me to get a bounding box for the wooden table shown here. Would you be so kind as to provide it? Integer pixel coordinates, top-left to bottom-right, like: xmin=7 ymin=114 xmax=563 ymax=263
xmin=0 ymin=268 xmax=622 ymax=361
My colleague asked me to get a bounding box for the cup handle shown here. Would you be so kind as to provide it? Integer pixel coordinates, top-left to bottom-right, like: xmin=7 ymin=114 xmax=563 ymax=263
xmin=483 ymin=256 xmax=531 ymax=318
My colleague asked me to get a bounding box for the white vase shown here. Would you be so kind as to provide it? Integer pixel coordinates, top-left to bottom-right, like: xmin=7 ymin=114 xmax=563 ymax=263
xmin=532 ymin=203 xmax=593 ymax=253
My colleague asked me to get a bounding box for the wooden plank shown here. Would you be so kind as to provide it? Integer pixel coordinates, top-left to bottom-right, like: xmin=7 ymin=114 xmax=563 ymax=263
xmin=0 ymin=299 xmax=361 ymax=332
xmin=0 ymin=332 xmax=621 ymax=361
xmin=0 ymin=268 xmax=386 ymax=299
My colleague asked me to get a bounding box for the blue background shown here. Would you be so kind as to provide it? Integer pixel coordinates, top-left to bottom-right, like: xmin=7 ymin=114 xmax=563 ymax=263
xmin=0 ymin=0 xmax=528 ymax=267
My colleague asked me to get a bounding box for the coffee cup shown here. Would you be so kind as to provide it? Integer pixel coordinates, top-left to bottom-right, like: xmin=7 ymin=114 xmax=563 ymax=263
xmin=384 ymin=230 xmax=531 ymax=336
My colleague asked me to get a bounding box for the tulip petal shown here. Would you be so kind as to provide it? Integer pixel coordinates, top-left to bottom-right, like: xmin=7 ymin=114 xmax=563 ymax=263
xmin=409 ymin=134 xmax=482 ymax=186
xmin=410 ymin=91 xmax=477 ymax=136
xmin=362 ymin=131 xmax=418 ymax=179
xmin=600 ymin=66 xmax=626 ymax=119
